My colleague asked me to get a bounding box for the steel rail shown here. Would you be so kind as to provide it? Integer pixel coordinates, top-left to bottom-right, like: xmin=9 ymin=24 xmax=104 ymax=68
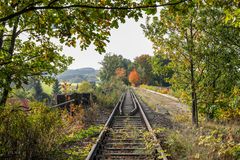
xmin=86 ymin=93 xmax=125 ymax=160
xmin=86 ymin=90 xmax=167 ymax=160
xmin=131 ymin=90 xmax=168 ymax=160
xmin=119 ymin=93 xmax=126 ymax=116
xmin=129 ymin=91 xmax=138 ymax=116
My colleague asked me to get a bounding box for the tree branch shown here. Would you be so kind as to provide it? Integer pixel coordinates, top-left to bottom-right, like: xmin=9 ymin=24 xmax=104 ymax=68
xmin=47 ymin=0 xmax=60 ymax=7
xmin=0 ymin=0 xmax=187 ymax=22
xmin=16 ymin=28 xmax=34 ymax=37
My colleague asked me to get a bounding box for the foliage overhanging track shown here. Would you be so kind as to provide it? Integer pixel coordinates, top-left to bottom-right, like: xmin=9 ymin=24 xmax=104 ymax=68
xmin=86 ymin=90 xmax=167 ymax=160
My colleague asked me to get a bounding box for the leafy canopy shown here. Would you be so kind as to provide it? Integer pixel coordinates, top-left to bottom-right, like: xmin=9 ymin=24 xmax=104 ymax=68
xmin=0 ymin=0 xmax=188 ymax=105
xmin=128 ymin=68 xmax=140 ymax=86
xmin=99 ymin=53 xmax=132 ymax=83
xmin=142 ymin=0 xmax=240 ymax=124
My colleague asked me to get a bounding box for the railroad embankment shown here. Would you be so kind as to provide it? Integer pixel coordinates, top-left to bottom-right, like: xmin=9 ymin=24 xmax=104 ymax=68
xmin=135 ymin=87 xmax=240 ymax=160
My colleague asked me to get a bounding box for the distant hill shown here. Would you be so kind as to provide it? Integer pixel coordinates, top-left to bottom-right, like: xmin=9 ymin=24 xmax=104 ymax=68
xmin=57 ymin=67 xmax=99 ymax=83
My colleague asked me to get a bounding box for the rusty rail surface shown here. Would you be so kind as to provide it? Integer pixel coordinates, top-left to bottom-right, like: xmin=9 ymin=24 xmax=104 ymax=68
xmin=131 ymin=90 xmax=168 ymax=160
xmin=86 ymin=93 xmax=125 ymax=160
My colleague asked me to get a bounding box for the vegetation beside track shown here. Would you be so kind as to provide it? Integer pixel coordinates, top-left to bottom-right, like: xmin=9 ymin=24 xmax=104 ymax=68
xmin=0 ymin=99 xmax=110 ymax=160
xmin=0 ymin=102 xmax=64 ymax=159
xmin=61 ymin=125 xmax=103 ymax=160
xmin=0 ymin=77 xmax=126 ymax=159
xmin=136 ymin=88 xmax=240 ymax=160
xmin=140 ymin=84 xmax=171 ymax=95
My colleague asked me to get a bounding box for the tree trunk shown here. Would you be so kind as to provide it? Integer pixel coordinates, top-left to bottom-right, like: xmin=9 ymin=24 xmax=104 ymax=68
xmin=189 ymin=17 xmax=198 ymax=127
xmin=0 ymin=17 xmax=19 ymax=106
xmin=0 ymin=22 xmax=6 ymax=49
xmin=8 ymin=16 xmax=19 ymax=55
xmin=190 ymin=57 xmax=198 ymax=127
xmin=0 ymin=74 xmax=11 ymax=106
xmin=0 ymin=84 xmax=10 ymax=106
xmin=0 ymin=22 xmax=6 ymax=106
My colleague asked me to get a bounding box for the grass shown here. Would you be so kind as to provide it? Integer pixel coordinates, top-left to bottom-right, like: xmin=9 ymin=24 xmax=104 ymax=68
xmin=135 ymin=88 xmax=240 ymax=160
xmin=162 ymin=116 xmax=240 ymax=160
xmin=61 ymin=125 xmax=103 ymax=160
xmin=65 ymin=125 xmax=102 ymax=142
xmin=41 ymin=82 xmax=53 ymax=95
xmin=41 ymin=82 xmax=82 ymax=95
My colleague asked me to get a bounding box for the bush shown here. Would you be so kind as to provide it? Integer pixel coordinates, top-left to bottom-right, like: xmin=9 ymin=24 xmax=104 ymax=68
xmin=77 ymin=81 xmax=94 ymax=93
xmin=0 ymin=102 xmax=63 ymax=159
xmin=96 ymin=78 xmax=126 ymax=108
xmin=140 ymin=84 xmax=170 ymax=94
xmin=215 ymin=107 xmax=240 ymax=123
xmin=163 ymin=124 xmax=240 ymax=160
xmin=61 ymin=104 xmax=85 ymax=134
xmin=96 ymin=90 xmax=119 ymax=108
xmin=165 ymin=131 xmax=189 ymax=159
xmin=12 ymin=88 xmax=34 ymax=99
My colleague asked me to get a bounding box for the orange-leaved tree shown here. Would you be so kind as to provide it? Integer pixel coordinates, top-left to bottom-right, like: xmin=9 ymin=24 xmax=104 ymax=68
xmin=128 ymin=68 xmax=140 ymax=86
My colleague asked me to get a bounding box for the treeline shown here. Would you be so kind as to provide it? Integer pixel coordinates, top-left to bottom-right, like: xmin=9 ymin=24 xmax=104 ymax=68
xmin=141 ymin=1 xmax=240 ymax=125
xmin=99 ymin=53 xmax=172 ymax=87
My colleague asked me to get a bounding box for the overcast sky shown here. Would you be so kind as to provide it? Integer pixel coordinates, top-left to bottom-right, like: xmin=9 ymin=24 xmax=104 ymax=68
xmin=62 ymin=16 xmax=154 ymax=70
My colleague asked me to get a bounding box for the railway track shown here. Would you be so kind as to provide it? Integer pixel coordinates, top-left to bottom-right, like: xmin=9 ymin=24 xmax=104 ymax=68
xmin=86 ymin=90 xmax=167 ymax=160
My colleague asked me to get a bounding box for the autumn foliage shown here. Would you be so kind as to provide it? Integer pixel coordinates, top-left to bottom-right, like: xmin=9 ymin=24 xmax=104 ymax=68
xmin=128 ymin=68 xmax=140 ymax=86
xmin=115 ymin=67 xmax=126 ymax=79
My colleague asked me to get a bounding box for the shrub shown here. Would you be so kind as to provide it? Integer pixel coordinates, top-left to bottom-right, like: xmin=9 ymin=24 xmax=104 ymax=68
xmin=159 ymin=88 xmax=169 ymax=94
xmin=140 ymin=85 xmax=170 ymax=94
xmin=163 ymin=123 xmax=240 ymax=160
xmin=12 ymin=88 xmax=34 ymax=99
xmin=165 ymin=131 xmax=189 ymax=159
xmin=61 ymin=104 xmax=85 ymax=134
xmin=0 ymin=102 xmax=63 ymax=159
xmin=216 ymin=107 xmax=240 ymax=123
xmin=197 ymin=129 xmax=240 ymax=159
xmin=96 ymin=90 xmax=119 ymax=108
xmin=96 ymin=78 xmax=126 ymax=108
xmin=76 ymin=81 xmax=94 ymax=93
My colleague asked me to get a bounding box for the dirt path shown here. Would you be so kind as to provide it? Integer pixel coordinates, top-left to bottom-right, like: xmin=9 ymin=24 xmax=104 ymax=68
xmin=135 ymin=88 xmax=189 ymax=116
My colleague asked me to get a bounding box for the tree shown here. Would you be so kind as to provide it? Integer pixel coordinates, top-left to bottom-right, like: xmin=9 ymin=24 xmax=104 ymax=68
xmin=115 ymin=67 xmax=126 ymax=80
xmin=194 ymin=7 xmax=240 ymax=119
xmin=61 ymin=82 xmax=72 ymax=94
xmin=77 ymin=81 xmax=93 ymax=93
xmin=0 ymin=0 xmax=187 ymax=22
xmin=0 ymin=0 xmax=188 ymax=106
xmin=99 ymin=53 xmax=132 ymax=84
xmin=151 ymin=54 xmax=173 ymax=87
xmin=134 ymin=54 xmax=153 ymax=85
xmin=33 ymin=80 xmax=50 ymax=103
xmin=34 ymin=81 xmax=43 ymax=98
xmin=52 ymin=79 xmax=62 ymax=95
xmin=203 ymin=0 xmax=240 ymax=28
xmin=142 ymin=1 xmax=240 ymax=126
xmin=133 ymin=54 xmax=172 ymax=86
xmin=143 ymin=3 xmax=202 ymax=126
xmin=128 ymin=68 xmax=140 ymax=86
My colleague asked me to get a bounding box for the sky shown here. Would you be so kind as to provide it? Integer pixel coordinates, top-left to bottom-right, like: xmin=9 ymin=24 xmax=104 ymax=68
xmin=62 ymin=16 xmax=154 ymax=70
